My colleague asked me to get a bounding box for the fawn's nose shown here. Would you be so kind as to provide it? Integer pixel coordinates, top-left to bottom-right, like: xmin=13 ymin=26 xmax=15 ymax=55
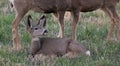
xmin=44 ymin=30 xmax=48 ymax=33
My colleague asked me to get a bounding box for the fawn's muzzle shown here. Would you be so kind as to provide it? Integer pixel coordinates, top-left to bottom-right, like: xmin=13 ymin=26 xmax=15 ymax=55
xmin=44 ymin=30 xmax=48 ymax=33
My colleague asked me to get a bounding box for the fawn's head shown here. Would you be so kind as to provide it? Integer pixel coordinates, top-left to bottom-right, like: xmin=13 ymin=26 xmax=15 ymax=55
xmin=27 ymin=15 xmax=47 ymax=38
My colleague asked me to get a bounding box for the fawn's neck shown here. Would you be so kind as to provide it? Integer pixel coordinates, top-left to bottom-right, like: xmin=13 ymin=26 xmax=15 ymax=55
xmin=32 ymin=37 xmax=39 ymax=41
xmin=31 ymin=37 xmax=41 ymax=43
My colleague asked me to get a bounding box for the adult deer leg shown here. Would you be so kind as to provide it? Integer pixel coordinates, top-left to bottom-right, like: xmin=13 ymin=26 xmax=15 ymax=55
xmin=71 ymin=11 xmax=79 ymax=40
xmin=53 ymin=13 xmax=58 ymax=21
xmin=12 ymin=13 xmax=26 ymax=50
xmin=102 ymin=6 xmax=120 ymax=41
xmin=53 ymin=12 xmax=58 ymax=18
xmin=107 ymin=19 xmax=115 ymax=41
xmin=57 ymin=11 xmax=65 ymax=38
xmin=117 ymin=20 xmax=120 ymax=41
xmin=102 ymin=8 xmax=115 ymax=41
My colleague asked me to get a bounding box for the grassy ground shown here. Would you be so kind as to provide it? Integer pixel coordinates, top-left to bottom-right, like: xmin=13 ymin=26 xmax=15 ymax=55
xmin=0 ymin=0 xmax=120 ymax=66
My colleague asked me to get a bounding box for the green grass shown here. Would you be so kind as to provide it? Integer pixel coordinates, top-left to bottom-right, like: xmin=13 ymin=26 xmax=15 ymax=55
xmin=0 ymin=0 xmax=120 ymax=66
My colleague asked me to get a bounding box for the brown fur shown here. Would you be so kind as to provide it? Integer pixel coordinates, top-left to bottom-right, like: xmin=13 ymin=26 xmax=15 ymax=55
xmin=9 ymin=0 xmax=120 ymax=50
xmin=30 ymin=38 xmax=87 ymax=57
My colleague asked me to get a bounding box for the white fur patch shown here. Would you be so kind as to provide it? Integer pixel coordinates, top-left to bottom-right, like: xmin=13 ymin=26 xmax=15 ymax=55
xmin=9 ymin=0 xmax=14 ymax=4
xmin=85 ymin=50 xmax=91 ymax=56
xmin=32 ymin=37 xmax=39 ymax=41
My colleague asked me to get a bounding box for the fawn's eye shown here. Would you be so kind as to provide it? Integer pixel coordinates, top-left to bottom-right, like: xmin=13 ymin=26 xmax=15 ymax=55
xmin=34 ymin=28 xmax=38 ymax=30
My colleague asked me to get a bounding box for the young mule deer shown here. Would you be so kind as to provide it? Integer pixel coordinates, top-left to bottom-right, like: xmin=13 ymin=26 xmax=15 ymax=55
xmin=9 ymin=0 xmax=120 ymax=50
xmin=27 ymin=15 xmax=90 ymax=58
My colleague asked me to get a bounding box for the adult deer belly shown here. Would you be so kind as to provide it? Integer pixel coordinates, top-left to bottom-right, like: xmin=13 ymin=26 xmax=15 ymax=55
xmin=32 ymin=0 xmax=70 ymax=13
xmin=80 ymin=0 xmax=104 ymax=12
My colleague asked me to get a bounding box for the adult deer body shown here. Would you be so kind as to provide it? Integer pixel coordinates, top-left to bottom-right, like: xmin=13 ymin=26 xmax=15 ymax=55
xmin=9 ymin=0 xmax=120 ymax=50
xmin=27 ymin=15 xmax=90 ymax=58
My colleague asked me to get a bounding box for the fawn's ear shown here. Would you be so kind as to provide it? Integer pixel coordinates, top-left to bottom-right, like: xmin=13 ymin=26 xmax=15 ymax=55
xmin=27 ymin=15 xmax=33 ymax=30
xmin=37 ymin=15 xmax=46 ymax=27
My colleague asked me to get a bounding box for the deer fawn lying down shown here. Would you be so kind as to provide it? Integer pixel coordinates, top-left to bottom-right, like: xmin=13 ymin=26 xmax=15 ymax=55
xmin=27 ymin=15 xmax=90 ymax=58
xmin=9 ymin=0 xmax=120 ymax=50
